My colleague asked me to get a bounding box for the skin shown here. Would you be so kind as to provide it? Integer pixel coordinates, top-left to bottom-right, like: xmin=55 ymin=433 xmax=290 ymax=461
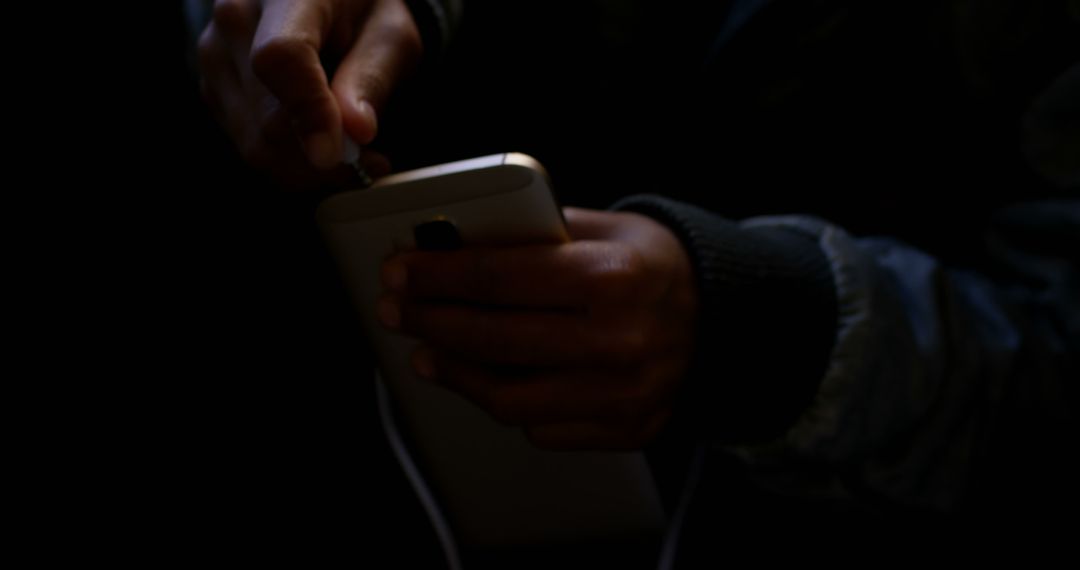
xmin=378 ymin=208 xmax=700 ymax=451
xmin=198 ymin=0 xmax=419 ymax=189
xmin=198 ymin=2 xmax=702 ymax=451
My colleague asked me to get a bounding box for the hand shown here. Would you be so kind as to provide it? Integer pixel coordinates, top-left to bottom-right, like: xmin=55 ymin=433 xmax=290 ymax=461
xmin=378 ymin=208 xmax=699 ymax=450
xmin=198 ymin=0 xmax=420 ymax=189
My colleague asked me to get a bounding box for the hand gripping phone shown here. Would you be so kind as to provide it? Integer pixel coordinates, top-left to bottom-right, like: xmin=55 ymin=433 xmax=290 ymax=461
xmin=317 ymin=153 xmax=666 ymax=549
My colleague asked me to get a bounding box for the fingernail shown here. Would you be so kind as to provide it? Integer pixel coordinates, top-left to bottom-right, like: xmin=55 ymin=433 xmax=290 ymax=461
xmin=376 ymin=297 xmax=400 ymax=330
xmin=356 ymin=100 xmax=377 ymax=143
xmin=304 ymin=131 xmax=338 ymax=170
xmin=341 ymin=135 xmax=361 ymax=164
xmin=412 ymin=347 xmax=436 ymax=381
xmin=382 ymin=260 xmax=407 ymax=292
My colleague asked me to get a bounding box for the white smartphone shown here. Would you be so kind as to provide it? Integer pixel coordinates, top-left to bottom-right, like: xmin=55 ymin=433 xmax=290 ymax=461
xmin=316 ymin=153 xmax=666 ymax=548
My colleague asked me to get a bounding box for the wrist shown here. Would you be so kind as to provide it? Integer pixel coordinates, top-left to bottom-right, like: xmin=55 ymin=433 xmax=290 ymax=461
xmin=612 ymin=194 xmax=838 ymax=444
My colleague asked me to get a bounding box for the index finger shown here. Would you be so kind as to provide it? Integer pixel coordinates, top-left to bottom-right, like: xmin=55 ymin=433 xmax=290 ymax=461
xmin=382 ymin=241 xmax=648 ymax=308
xmin=250 ymin=0 xmax=343 ymax=169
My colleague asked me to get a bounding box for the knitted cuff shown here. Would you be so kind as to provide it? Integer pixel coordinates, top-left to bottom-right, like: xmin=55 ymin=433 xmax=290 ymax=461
xmin=613 ymin=194 xmax=838 ymax=444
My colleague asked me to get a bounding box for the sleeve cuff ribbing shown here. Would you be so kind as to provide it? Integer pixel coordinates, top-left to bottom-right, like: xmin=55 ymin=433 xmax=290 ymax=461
xmin=612 ymin=194 xmax=838 ymax=444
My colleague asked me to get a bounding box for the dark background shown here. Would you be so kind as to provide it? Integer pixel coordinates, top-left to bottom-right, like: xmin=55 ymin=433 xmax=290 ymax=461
xmin=70 ymin=1 xmax=1078 ymax=566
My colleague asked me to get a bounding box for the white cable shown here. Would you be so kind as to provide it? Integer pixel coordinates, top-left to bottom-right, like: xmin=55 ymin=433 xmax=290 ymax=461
xmin=656 ymin=445 xmax=707 ymax=570
xmin=342 ymin=136 xmax=373 ymax=188
xmin=375 ymin=376 xmax=464 ymax=570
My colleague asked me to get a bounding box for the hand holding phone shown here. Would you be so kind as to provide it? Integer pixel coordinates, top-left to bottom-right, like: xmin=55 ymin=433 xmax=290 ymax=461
xmin=379 ymin=206 xmax=699 ymax=450
xmin=317 ymin=154 xmax=667 ymax=548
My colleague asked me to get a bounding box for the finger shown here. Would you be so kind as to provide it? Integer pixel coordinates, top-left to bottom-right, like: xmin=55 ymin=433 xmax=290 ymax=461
xmin=389 ymin=298 xmax=655 ymax=367
xmin=210 ymin=0 xmax=259 ymax=76
xmin=360 ymin=149 xmax=393 ymax=179
xmin=563 ymin=207 xmax=621 ymax=241
xmin=257 ymin=101 xmax=301 ymax=148
xmin=524 ymin=409 xmax=672 ymax=451
xmin=259 ymin=131 xmax=370 ymax=190
xmin=198 ymin=24 xmax=250 ymax=143
xmin=197 ymin=22 xmax=229 ymax=100
xmin=251 ymin=0 xmax=343 ymax=169
xmin=198 ymin=20 xmax=239 ymax=82
xmin=204 ymin=6 xmax=295 ymax=166
xmin=331 ymin=0 xmax=422 ymax=145
xmin=383 ymin=241 xmax=648 ymax=308
xmin=419 ymin=350 xmax=666 ymax=427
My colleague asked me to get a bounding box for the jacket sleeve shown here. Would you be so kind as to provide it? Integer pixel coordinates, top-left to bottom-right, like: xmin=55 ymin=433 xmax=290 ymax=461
xmin=182 ymin=0 xmax=463 ymax=62
xmin=402 ymin=0 xmax=463 ymax=61
xmin=614 ymin=194 xmax=1080 ymax=514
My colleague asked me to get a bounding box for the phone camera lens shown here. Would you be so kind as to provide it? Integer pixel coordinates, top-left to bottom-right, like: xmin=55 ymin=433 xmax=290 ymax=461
xmin=414 ymin=218 xmax=463 ymax=251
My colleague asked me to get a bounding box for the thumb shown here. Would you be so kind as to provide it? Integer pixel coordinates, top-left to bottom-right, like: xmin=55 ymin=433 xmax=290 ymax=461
xmin=251 ymin=0 xmax=342 ymax=170
xmin=564 ymin=208 xmax=622 ymax=241
xmin=331 ymin=2 xmax=422 ymax=145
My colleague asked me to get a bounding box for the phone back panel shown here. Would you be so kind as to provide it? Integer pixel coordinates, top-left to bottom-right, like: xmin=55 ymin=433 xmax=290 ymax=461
xmin=317 ymin=154 xmax=666 ymax=546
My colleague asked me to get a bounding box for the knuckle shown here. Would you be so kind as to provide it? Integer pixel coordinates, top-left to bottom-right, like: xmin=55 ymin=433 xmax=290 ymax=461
xmin=250 ymin=36 xmax=311 ymax=85
xmin=211 ymin=0 xmax=252 ymax=35
xmin=196 ymin=28 xmax=221 ymax=70
xmin=390 ymin=18 xmax=424 ymax=65
xmin=398 ymin=303 xmax=425 ymax=336
xmin=357 ymin=69 xmax=393 ymax=104
xmin=463 ymin=252 xmax=499 ymax=300
xmin=373 ymin=3 xmax=424 ymax=58
xmin=600 ymin=325 xmax=650 ymax=365
xmin=196 ymin=26 xmax=215 ymax=55
xmin=584 ymin=244 xmax=647 ymax=303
